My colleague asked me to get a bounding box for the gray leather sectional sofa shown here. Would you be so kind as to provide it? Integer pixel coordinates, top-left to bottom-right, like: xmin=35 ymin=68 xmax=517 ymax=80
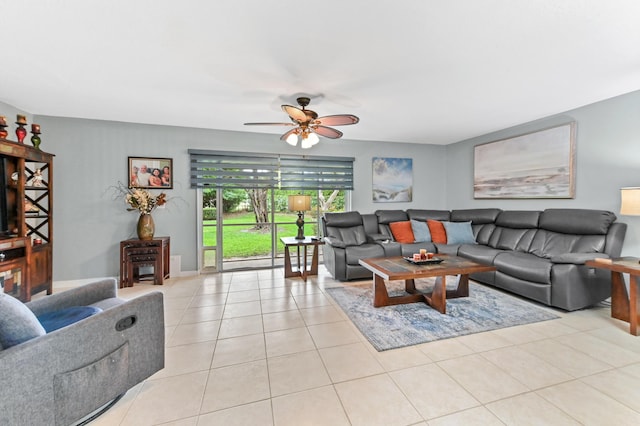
xmin=321 ymin=208 xmax=627 ymax=311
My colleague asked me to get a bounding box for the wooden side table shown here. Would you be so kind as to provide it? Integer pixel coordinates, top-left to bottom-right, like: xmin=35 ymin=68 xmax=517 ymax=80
xmin=280 ymin=236 xmax=324 ymax=281
xmin=585 ymin=257 xmax=640 ymax=335
xmin=119 ymin=236 xmax=170 ymax=288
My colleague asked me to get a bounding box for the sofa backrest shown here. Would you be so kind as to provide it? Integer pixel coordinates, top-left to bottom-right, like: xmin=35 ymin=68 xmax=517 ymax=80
xmin=375 ymin=210 xmax=409 ymax=237
xmin=322 ymin=211 xmax=367 ymax=246
xmin=528 ymin=209 xmax=617 ymax=258
xmin=362 ymin=213 xmax=381 ymax=236
xmin=405 ymin=209 xmax=450 ymax=221
xmin=487 ymin=210 xmax=541 ymax=252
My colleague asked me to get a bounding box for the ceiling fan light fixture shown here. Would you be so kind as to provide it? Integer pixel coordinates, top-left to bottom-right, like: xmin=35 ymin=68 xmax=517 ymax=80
xmin=245 ymin=96 xmax=359 ymax=148
xmin=300 ymin=138 xmax=313 ymax=149
xmin=300 ymin=131 xmax=318 ymax=149
xmin=285 ymin=133 xmax=299 ymax=146
xmin=308 ymin=132 xmax=319 ymax=145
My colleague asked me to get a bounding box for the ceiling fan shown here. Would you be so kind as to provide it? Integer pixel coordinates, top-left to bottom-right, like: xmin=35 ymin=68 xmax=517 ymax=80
xmin=244 ymin=96 xmax=359 ymax=148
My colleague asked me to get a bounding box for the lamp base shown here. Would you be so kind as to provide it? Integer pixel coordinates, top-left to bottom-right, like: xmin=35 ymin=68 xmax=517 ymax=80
xmin=295 ymin=212 xmax=305 ymax=240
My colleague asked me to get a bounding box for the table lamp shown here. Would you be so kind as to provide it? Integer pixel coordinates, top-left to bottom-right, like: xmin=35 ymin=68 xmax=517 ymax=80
xmin=288 ymin=195 xmax=311 ymax=239
xmin=620 ymin=187 xmax=640 ymax=216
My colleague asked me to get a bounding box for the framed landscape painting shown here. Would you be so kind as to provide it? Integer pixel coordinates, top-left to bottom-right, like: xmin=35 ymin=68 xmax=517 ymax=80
xmin=473 ymin=123 xmax=576 ymax=199
xmin=372 ymin=157 xmax=413 ymax=202
xmin=128 ymin=157 xmax=173 ymax=189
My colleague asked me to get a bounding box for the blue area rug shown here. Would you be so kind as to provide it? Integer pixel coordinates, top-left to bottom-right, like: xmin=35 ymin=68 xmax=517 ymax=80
xmin=326 ymin=281 xmax=559 ymax=351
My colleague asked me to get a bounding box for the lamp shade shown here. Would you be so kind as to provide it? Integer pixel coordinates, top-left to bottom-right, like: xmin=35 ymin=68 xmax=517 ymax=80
xmin=288 ymin=195 xmax=311 ymax=212
xmin=285 ymin=133 xmax=299 ymax=146
xmin=620 ymin=187 xmax=640 ymax=215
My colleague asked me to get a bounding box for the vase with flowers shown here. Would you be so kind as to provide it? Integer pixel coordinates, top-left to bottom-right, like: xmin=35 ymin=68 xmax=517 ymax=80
xmin=123 ymin=186 xmax=167 ymax=240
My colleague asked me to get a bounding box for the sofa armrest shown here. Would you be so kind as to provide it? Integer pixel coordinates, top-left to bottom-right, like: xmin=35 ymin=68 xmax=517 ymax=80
xmin=26 ymin=278 xmax=118 ymax=317
xmin=367 ymin=233 xmax=390 ymax=243
xmin=551 ymin=253 xmax=610 ymax=265
xmin=324 ymin=237 xmax=347 ymax=248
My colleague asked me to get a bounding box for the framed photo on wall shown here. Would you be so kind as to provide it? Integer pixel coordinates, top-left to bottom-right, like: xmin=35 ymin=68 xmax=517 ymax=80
xmin=473 ymin=122 xmax=576 ymax=199
xmin=372 ymin=157 xmax=413 ymax=202
xmin=128 ymin=157 xmax=173 ymax=189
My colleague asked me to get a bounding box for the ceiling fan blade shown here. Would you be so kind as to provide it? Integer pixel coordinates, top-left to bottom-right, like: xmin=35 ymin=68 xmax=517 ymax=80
xmin=280 ymin=128 xmax=299 ymax=141
xmin=282 ymin=105 xmax=308 ymax=123
xmin=313 ymin=126 xmax=343 ymax=139
xmin=315 ymin=114 xmax=359 ymax=126
xmin=244 ymin=122 xmax=295 ymax=126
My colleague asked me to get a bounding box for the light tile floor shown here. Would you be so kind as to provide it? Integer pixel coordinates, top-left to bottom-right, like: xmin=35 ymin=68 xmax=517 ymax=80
xmin=68 ymin=267 xmax=640 ymax=425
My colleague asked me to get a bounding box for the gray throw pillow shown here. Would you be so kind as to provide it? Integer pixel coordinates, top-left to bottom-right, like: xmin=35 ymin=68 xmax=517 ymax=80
xmin=443 ymin=221 xmax=476 ymax=244
xmin=410 ymin=219 xmax=432 ymax=242
xmin=0 ymin=293 xmax=46 ymax=349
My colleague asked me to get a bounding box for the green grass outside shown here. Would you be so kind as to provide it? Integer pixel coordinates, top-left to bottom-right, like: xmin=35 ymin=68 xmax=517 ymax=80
xmin=203 ymin=212 xmax=320 ymax=258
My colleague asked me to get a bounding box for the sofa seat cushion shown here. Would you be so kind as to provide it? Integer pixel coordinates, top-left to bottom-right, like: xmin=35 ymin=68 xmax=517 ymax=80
xmin=0 ymin=293 xmax=47 ymax=348
xmin=37 ymin=306 xmax=103 ymax=333
xmin=494 ymin=252 xmax=552 ymax=284
xmin=458 ymin=244 xmax=505 ymax=265
xmin=345 ymin=244 xmax=384 ymax=265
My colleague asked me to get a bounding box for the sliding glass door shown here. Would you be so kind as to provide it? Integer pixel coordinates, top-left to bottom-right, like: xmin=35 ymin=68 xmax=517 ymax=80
xmin=199 ymin=188 xmax=347 ymax=273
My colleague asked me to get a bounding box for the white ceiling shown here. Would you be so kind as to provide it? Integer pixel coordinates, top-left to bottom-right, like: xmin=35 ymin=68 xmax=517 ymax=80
xmin=1 ymin=0 xmax=639 ymax=145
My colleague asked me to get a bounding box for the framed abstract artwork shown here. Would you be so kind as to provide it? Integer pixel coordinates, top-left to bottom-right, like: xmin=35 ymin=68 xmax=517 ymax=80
xmin=128 ymin=157 xmax=173 ymax=189
xmin=473 ymin=122 xmax=576 ymax=199
xmin=372 ymin=157 xmax=413 ymax=202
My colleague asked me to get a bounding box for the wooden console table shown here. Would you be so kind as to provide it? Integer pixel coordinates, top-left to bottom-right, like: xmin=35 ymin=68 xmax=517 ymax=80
xmin=280 ymin=236 xmax=324 ymax=281
xmin=585 ymin=257 xmax=640 ymax=335
xmin=119 ymin=237 xmax=170 ymax=288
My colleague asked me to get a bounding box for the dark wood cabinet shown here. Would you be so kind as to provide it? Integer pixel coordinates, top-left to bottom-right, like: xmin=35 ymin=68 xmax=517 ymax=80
xmin=0 ymin=138 xmax=53 ymax=301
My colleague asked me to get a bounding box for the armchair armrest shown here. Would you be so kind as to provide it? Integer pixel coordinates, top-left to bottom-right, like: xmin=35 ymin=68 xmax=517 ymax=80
xmin=551 ymin=253 xmax=610 ymax=265
xmin=367 ymin=233 xmax=390 ymax=243
xmin=0 ymin=290 xmax=164 ymax=426
xmin=26 ymin=278 xmax=118 ymax=317
xmin=324 ymin=237 xmax=346 ymax=249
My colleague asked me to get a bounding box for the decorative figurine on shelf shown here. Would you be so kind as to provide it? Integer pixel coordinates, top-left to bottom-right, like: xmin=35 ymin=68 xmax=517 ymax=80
xmin=28 ymin=169 xmax=45 ymax=187
xmin=30 ymin=124 xmax=41 ymax=150
xmin=0 ymin=115 xmax=8 ymax=139
xmin=15 ymin=114 xmax=27 ymax=143
xmin=24 ymin=199 xmax=40 ymax=213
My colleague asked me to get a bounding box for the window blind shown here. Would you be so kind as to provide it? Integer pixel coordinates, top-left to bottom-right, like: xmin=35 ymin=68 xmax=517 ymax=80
xmin=189 ymin=150 xmax=354 ymax=190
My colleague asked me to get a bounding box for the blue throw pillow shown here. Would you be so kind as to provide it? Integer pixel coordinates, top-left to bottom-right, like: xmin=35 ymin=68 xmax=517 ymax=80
xmin=37 ymin=306 xmax=103 ymax=333
xmin=443 ymin=221 xmax=476 ymax=244
xmin=0 ymin=293 xmax=46 ymax=348
xmin=410 ymin=219 xmax=432 ymax=242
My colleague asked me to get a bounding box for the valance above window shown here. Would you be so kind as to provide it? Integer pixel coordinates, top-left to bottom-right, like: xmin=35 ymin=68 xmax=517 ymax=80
xmin=189 ymin=150 xmax=354 ymax=190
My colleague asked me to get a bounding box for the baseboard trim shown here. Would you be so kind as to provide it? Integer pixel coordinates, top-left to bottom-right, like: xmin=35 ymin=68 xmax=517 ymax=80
xmin=53 ymin=270 xmax=199 ymax=290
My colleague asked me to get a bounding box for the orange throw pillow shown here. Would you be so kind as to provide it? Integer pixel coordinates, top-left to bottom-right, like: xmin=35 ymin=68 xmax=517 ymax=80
xmin=389 ymin=221 xmax=415 ymax=243
xmin=427 ymin=220 xmax=447 ymax=244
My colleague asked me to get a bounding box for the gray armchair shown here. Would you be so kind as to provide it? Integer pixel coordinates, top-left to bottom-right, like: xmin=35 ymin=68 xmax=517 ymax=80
xmin=0 ymin=278 xmax=164 ymax=426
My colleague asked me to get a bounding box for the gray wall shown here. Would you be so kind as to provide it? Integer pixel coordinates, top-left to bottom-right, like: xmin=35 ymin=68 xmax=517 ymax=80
xmin=445 ymin=89 xmax=640 ymax=256
xmin=26 ymin=116 xmax=446 ymax=281
xmin=3 ymin=89 xmax=638 ymax=281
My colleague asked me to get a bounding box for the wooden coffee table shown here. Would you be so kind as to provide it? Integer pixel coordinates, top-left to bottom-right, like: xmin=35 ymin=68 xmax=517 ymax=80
xmin=359 ymin=254 xmax=496 ymax=314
